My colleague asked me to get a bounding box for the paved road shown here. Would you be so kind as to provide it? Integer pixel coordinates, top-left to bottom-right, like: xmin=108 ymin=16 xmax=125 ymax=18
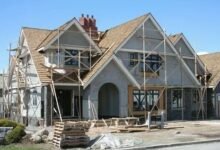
xmin=155 ymin=142 xmax=220 ymax=150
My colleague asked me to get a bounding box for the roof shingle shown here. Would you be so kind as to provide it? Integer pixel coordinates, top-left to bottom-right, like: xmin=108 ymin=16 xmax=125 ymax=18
xmin=23 ymin=27 xmax=52 ymax=83
xmin=82 ymin=14 xmax=149 ymax=84
xmin=199 ymin=52 xmax=220 ymax=87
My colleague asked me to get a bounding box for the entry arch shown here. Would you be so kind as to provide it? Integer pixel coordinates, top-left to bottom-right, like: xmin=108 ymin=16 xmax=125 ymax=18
xmin=98 ymin=83 xmax=119 ymax=118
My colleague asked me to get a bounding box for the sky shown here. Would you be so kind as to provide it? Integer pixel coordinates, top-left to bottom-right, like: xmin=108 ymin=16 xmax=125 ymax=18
xmin=0 ymin=0 xmax=220 ymax=72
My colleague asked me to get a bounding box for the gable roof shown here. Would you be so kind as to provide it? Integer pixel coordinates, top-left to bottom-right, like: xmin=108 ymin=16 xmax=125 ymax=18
xmin=168 ymin=33 xmax=182 ymax=44
xmin=37 ymin=18 xmax=101 ymax=53
xmin=36 ymin=18 xmax=74 ymax=50
xmin=21 ymin=13 xmax=202 ymax=88
xmin=22 ymin=18 xmax=102 ymax=84
xmin=149 ymin=17 xmax=201 ymax=86
xmin=22 ymin=27 xmax=52 ymax=83
xmin=82 ymin=14 xmax=149 ymax=88
xmin=199 ymin=52 xmax=220 ymax=88
xmin=169 ymin=33 xmax=208 ymax=76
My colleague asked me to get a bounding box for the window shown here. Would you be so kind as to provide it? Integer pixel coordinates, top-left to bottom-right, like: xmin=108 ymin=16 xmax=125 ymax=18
xmin=32 ymin=90 xmax=37 ymax=106
xmin=0 ymin=89 xmax=2 ymax=97
xmin=130 ymin=53 xmax=138 ymax=66
xmin=133 ymin=90 xmax=146 ymax=111
xmin=133 ymin=89 xmax=159 ymax=111
xmin=140 ymin=54 xmax=161 ymax=73
xmin=65 ymin=50 xmax=78 ymax=66
xmin=48 ymin=51 xmax=58 ymax=65
xmin=146 ymin=90 xmax=159 ymax=110
xmin=172 ymin=89 xmax=183 ymax=109
xmin=192 ymin=90 xmax=199 ymax=103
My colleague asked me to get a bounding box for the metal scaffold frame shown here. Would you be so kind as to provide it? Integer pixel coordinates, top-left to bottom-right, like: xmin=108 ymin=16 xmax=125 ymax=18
xmin=2 ymin=16 xmax=209 ymax=126
xmin=124 ymin=21 xmax=208 ymax=121
xmin=2 ymin=26 xmax=98 ymax=125
xmin=45 ymin=27 xmax=96 ymax=124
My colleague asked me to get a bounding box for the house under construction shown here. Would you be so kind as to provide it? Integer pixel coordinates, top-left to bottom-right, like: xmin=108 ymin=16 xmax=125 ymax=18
xmin=2 ymin=13 xmax=211 ymax=126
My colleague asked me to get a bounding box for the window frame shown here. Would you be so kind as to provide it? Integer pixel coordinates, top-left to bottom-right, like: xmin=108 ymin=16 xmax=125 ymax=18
xmin=140 ymin=54 xmax=161 ymax=73
xmin=133 ymin=89 xmax=159 ymax=111
xmin=129 ymin=53 xmax=138 ymax=67
xmin=64 ymin=49 xmax=79 ymax=66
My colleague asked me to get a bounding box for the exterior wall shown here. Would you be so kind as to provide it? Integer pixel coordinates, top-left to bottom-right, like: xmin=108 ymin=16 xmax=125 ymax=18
xmin=83 ymin=60 xmax=132 ymax=119
xmin=117 ymin=18 xmax=199 ymax=88
xmin=8 ymin=35 xmax=42 ymax=125
xmin=210 ymin=82 xmax=220 ymax=119
xmin=175 ymin=39 xmax=194 ymax=57
xmin=167 ymin=88 xmax=194 ymax=120
xmin=184 ymin=59 xmax=195 ymax=75
xmin=122 ymin=19 xmax=174 ymax=54
xmin=54 ymin=25 xmax=90 ymax=47
xmin=27 ymin=86 xmax=42 ymax=125
xmin=207 ymin=88 xmax=215 ymax=118
xmin=116 ymin=52 xmax=198 ymax=87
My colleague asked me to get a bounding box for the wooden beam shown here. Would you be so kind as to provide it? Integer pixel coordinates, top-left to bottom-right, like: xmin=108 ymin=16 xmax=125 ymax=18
xmin=49 ymin=44 xmax=97 ymax=52
xmin=120 ymin=48 xmax=176 ymax=56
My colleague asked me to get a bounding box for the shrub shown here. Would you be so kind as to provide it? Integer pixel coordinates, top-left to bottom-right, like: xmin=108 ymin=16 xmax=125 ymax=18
xmin=0 ymin=119 xmax=18 ymax=128
xmin=0 ymin=119 xmax=26 ymax=144
xmin=4 ymin=125 xmax=26 ymax=144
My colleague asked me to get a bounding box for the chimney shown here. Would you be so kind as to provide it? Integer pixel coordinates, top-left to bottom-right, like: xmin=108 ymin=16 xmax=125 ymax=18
xmin=79 ymin=14 xmax=98 ymax=39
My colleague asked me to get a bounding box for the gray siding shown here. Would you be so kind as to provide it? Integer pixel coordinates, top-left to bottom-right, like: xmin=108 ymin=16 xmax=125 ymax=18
xmin=175 ymin=38 xmax=194 ymax=57
xmin=167 ymin=88 xmax=194 ymax=120
xmin=83 ymin=60 xmax=132 ymax=119
xmin=54 ymin=24 xmax=90 ymax=47
xmin=116 ymin=51 xmax=198 ymax=87
xmin=122 ymin=19 xmax=174 ymax=54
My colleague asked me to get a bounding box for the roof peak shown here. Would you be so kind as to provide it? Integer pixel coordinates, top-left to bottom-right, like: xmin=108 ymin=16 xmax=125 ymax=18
xmin=168 ymin=33 xmax=183 ymax=37
xmin=22 ymin=26 xmax=52 ymax=31
xmin=105 ymin=13 xmax=150 ymax=31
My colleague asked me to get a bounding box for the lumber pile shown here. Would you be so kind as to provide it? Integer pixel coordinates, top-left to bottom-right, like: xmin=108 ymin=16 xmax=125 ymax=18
xmin=89 ymin=117 xmax=139 ymax=128
xmin=53 ymin=121 xmax=90 ymax=148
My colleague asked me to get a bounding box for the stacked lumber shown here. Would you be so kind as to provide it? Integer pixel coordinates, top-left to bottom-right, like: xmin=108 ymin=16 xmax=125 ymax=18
xmin=90 ymin=119 xmax=114 ymax=127
xmin=89 ymin=117 xmax=139 ymax=128
xmin=53 ymin=121 xmax=90 ymax=148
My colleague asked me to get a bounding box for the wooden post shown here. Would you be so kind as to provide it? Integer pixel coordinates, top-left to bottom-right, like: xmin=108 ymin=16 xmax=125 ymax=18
xmin=146 ymin=112 xmax=151 ymax=129
xmin=44 ymin=86 xmax=47 ymax=127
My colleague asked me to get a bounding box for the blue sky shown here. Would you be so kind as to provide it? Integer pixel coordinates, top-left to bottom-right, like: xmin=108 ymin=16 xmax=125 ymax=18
xmin=0 ymin=0 xmax=220 ymax=72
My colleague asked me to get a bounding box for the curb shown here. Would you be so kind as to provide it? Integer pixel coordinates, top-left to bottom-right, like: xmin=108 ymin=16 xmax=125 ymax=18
xmin=122 ymin=138 xmax=220 ymax=150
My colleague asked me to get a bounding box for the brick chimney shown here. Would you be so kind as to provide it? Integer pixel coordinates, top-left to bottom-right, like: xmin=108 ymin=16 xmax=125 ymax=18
xmin=79 ymin=14 xmax=98 ymax=39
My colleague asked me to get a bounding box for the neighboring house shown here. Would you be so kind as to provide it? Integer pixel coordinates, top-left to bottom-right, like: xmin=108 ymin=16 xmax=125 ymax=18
xmin=7 ymin=13 xmax=208 ymax=126
xmin=200 ymin=52 xmax=220 ymax=119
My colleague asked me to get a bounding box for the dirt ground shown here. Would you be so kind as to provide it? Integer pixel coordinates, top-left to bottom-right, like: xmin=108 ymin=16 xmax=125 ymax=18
xmin=86 ymin=120 xmax=220 ymax=149
xmin=2 ymin=120 xmax=220 ymax=150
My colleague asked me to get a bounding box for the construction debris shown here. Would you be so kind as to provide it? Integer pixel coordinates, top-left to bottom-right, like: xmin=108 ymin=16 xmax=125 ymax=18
xmin=30 ymin=128 xmax=49 ymax=143
xmin=89 ymin=117 xmax=139 ymax=128
xmin=53 ymin=121 xmax=90 ymax=148
xmin=90 ymin=133 xmax=135 ymax=149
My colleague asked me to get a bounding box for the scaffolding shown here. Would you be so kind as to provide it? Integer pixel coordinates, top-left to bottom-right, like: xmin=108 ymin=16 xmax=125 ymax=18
xmin=2 ymin=16 xmax=209 ymax=126
xmin=43 ymin=27 xmax=99 ymax=125
xmin=124 ymin=21 xmax=208 ymax=121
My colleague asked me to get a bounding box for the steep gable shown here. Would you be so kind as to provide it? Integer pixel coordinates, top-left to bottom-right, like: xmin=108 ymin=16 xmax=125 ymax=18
xmin=169 ymin=33 xmax=207 ymax=77
xmin=37 ymin=18 xmax=101 ymax=53
xmin=23 ymin=28 xmax=52 ymax=83
xmin=82 ymin=14 xmax=148 ymax=88
xmin=200 ymin=52 xmax=220 ymax=87
xmin=121 ymin=18 xmax=174 ymax=54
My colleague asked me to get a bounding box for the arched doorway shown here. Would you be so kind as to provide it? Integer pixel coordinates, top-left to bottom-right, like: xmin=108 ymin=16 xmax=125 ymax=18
xmin=98 ymin=83 xmax=119 ymax=119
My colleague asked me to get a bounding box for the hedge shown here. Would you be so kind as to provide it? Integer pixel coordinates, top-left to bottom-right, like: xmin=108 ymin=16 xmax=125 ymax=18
xmin=0 ymin=119 xmax=26 ymax=144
